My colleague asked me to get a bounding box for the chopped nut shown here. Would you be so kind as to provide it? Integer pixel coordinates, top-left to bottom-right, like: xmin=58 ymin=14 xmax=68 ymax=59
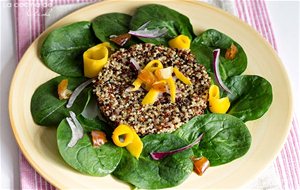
xmin=91 ymin=130 xmax=108 ymax=147
xmin=57 ymin=79 xmax=72 ymax=100
xmin=225 ymin=43 xmax=238 ymax=60
xmin=110 ymin=33 xmax=132 ymax=46
xmin=193 ymin=156 xmax=210 ymax=176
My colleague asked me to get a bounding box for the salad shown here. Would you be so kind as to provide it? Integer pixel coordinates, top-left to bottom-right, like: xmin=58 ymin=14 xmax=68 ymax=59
xmin=31 ymin=4 xmax=273 ymax=189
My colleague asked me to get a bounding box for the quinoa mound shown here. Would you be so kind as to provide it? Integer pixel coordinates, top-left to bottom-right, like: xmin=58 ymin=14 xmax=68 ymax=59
xmin=94 ymin=43 xmax=211 ymax=136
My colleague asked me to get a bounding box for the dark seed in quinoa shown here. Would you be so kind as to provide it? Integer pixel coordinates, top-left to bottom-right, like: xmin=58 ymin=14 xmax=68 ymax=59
xmin=94 ymin=43 xmax=210 ymax=136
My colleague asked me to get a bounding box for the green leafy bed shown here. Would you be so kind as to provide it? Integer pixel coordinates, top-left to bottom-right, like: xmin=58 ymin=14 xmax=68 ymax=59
xmin=31 ymin=4 xmax=272 ymax=189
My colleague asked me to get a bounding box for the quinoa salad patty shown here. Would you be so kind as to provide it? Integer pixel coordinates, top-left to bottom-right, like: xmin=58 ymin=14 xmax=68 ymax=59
xmin=94 ymin=43 xmax=211 ymax=136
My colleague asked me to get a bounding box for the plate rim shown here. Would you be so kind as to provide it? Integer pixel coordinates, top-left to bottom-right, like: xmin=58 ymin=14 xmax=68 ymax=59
xmin=9 ymin=0 xmax=294 ymax=189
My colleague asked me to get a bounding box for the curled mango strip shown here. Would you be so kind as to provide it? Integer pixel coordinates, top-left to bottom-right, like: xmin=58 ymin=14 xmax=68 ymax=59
xmin=154 ymin=67 xmax=173 ymax=80
xmin=152 ymin=80 xmax=167 ymax=92
xmin=138 ymin=69 xmax=157 ymax=87
xmin=83 ymin=42 xmax=111 ymax=78
xmin=130 ymin=78 xmax=143 ymax=92
xmin=173 ymin=67 xmax=192 ymax=85
xmin=126 ymin=127 xmax=143 ymax=159
xmin=144 ymin=60 xmax=163 ymax=72
xmin=112 ymin=124 xmax=143 ymax=159
xmin=142 ymin=88 xmax=161 ymax=105
xmin=130 ymin=60 xmax=163 ymax=92
xmin=167 ymin=77 xmax=176 ymax=103
xmin=208 ymin=85 xmax=230 ymax=114
xmin=112 ymin=124 xmax=134 ymax=147
xmin=209 ymin=85 xmax=220 ymax=100
xmin=168 ymin=34 xmax=191 ymax=49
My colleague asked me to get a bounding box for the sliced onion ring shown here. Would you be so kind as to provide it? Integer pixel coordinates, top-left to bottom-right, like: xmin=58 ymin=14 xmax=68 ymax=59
xmin=66 ymin=111 xmax=84 ymax=147
xmin=128 ymin=28 xmax=168 ymax=38
xmin=129 ymin=58 xmax=141 ymax=72
xmin=136 ymin=21 xmax=151 ymax=30
xmin=66 ymin=78 xmax=94 ymax=108
xmin=128 ymin=21 xmax=168 ymax=38
xmin=213 ymin=49 xmax=232 ymax=94
xmin=150 ymin=133 xmax=204 ymax=160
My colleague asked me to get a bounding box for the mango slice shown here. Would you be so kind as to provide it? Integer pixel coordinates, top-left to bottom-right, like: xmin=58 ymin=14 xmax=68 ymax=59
xmin=144 ymin=60 xmax=163 ymax=72
xmin=112 ymin=124 xmax=143 ymax=159
xmin=168 ymin=35 xmax=191 ymax=49
xmin=152 ymin=80 xmax=167 ymax=92
xmin=208 ymin=85 xmax=230 ymax=114
xmin=126 ymin=128 xmax=143 ymax=159
xmin=130 ymin=78 xmax=143 ymax=92
xmin=138 ymin=69 xmax=157 ymax=87
xmin=173 ymin=67 xmax=192 ymax=85
xmin=112 ymin=124 xmax=134 ymax=147
xmin=142 ymin=88 xmax=161 ymax=105
xmin=166 ymin=77 xmax=176 ymax=103
xmin=83 ymin=42 xmax=111 ymax=78
xmin=154 ymin=67 xmax=173 ymax=80
xmin=130 ymin=60 xmax=191 ymax=105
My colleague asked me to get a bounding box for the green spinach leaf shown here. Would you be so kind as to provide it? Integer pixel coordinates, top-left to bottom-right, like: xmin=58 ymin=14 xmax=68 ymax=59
xmin=77 ymin=114 xmax=113 ymax=136
xmin=130 ymin=4 xmax=195 ymax=46
xmin=92 ymin=13 xmax=139 ymax=48
xmin=41 ymin=21 xmax=98 ymax=77
xmin=57 ymin=117 xmax=122 ymax=176
xmin=225 ymin=75 xmax=273 ymax=122
xmin=113 ymin=133 xmax=193 ymax=189
xmin=191 ymin=29 xmax=247 ymax=80
xmin=175 ymin=114 xmax=251 ymax=166
xmin=31 ymin=76 xmax=91 ymax=126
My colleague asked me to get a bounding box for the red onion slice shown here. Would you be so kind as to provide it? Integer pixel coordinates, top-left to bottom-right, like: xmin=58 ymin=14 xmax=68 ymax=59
xmin=213 ymin=49 xmax=232 ymax=94
xmin=137 ymin=21 xmax=151 ymax=30
xmin=128 ymin=22 xmax=168 ymax=38
xmin=66 ymin=111 xmax=84 ymax=147
xmin=66 ymin=78 xmax=94 ymax=108
xmin=150 ymin=133 xmax=204 ymax=160
xmin=129 ymin=58 xmax=141 ymax=72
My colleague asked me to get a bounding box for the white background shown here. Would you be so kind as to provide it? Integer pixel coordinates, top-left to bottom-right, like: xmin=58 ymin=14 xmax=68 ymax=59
xmin=1 ymin=0 xmax=299 ymax=189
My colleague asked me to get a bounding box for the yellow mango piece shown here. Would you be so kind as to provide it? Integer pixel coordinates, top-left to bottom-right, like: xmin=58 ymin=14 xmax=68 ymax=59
xmin=130 ymin=78 xmax=143 ymax=91
xmin=152 ymin=80 xmax=167 ymax=92
xmin=166 ymin=77 xmax=176 ymax=103
xmin=144 ymin=60 xmax=163 ymax=72
xmin=142 ymin=88 xmax=161 ymax=105
xmin=208 ymin=85 xmax=230 ymax=114
xmin=112 ymin=124 xmax=134 ymax=147
xmin=138 ymin=69 xmax=157 ymax=87
xmin=209 ymin=85 xmax=220 ymax=100
xmin=154 ymin=67 xmax=173 ymax=80
xmin=168 ymin=35 xmax=191 ymax=49
xmin=83 ymin=42 xmax=111 ymax=78
xmin=126 ymin=128 xmax=143 ymax=159
xmin=173 ymin=67 xmax=192 ymax=85
xmin=209 ymin=97 xmax=230 ymax=114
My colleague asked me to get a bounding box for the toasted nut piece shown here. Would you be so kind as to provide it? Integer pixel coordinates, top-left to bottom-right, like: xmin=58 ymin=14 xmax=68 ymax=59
xmin=225 ymin=43 xmax=238 ymax=60
xmin=91 ymin=130 xmax=108 ymax=147
xmin=58 ymin=79 xmax=72 ymax=100
xmin=193 ymin=156 xmax=210 ymax=176
xmin=110 ymin=33 xmax=132 ymax=46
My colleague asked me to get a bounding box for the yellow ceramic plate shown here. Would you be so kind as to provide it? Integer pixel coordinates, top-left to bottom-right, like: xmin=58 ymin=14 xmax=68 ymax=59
xmin=9 ymin=0 xmax=293 ymax=189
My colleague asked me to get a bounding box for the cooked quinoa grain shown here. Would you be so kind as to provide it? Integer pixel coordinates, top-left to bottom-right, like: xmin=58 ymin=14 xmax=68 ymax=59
xmin=94 ymin=43 xmax=210 ymax=136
